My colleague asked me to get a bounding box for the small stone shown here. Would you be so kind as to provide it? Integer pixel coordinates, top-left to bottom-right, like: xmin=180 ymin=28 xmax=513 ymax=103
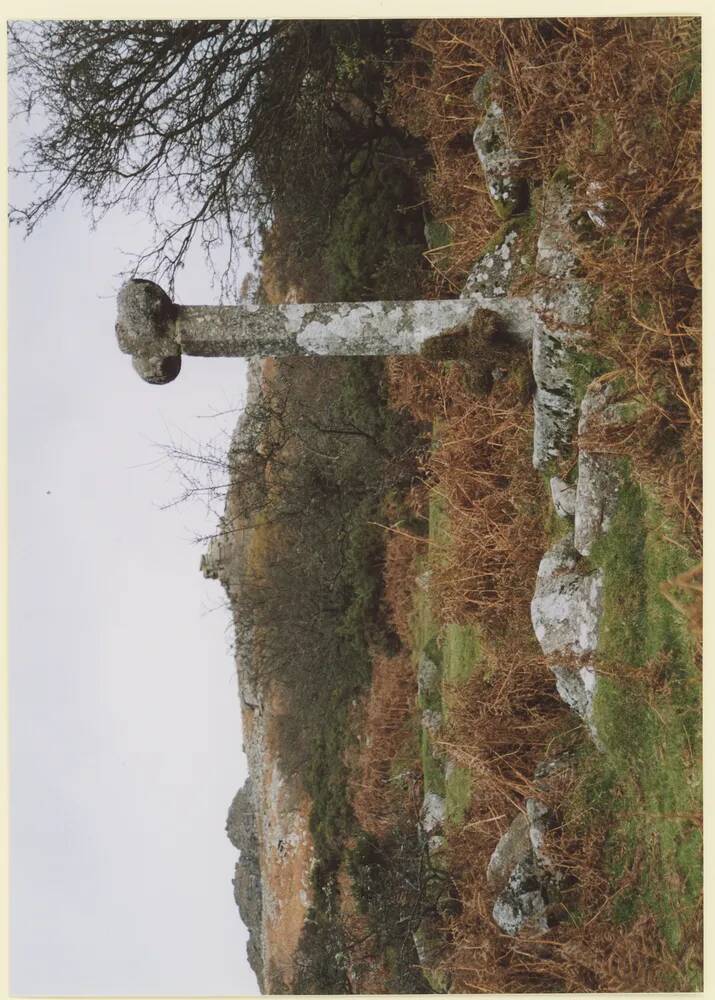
xmin=534 ymin=753 xmax=575 ymax=790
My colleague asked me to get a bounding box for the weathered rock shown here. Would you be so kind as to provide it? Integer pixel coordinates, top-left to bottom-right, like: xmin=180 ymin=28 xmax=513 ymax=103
xmin=525 ymin=798 xmax=552 ymax=865
xmin=574 ymin=453 xmax=622 ymax=555
xmin=417 ymin=653 xmax=440 ymax=703
xmin=487 ymin=812 xmax=532 ymax=893
xmin=535 ymin=178 xmax=580 ymax=280
xmin=574 ymin=381 xmax=628 ymax=555
xmin=531 ymin=534 xmax=603 ymax=658
xmin=421 ymin=708 xmax=443 ymax=744
xmin=531 ymin=535 xmax=603 ymax=741
xmin=462 ymin=225 xmax=521 ymax=299
xmin=428 ymin=833 xmax=446 ymax=857
xmin=550 ymin=476 xmax=577 ymax=518
xmin=550 ymin=663 xmax=602 ymax=745
xmin=530 ymin=179 xmax=594 ymax=470
xmin=532 ymin=382 xmax=578 ymax=470
xmin=421 ymin=791 xmax=446 ymax=836
xmin=473 ymin=102 xmax=527 ymax=219
xmin=492 ymin=858 xmax=550 ymax=937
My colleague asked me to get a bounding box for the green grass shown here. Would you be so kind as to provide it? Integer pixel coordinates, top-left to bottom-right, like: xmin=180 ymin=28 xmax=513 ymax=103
xmin=421 ymin=728 xmax=446 ymax=797
xmin=573 ymin=472 xmax=702 ymax=987
xmin=563 ymin=345 xmax=613 ymax=410
xmin=445 ymin=765 xmax=471 ymax=827
xmin=592 ymin=114 xmax=615 ymax=154
xmin=424 ymin=218 xmax=453 ymax=251
xmin=412 ymin=491 xmax=484 ymax=830
xmin=443 ymin=623 xmax=481 ymax=686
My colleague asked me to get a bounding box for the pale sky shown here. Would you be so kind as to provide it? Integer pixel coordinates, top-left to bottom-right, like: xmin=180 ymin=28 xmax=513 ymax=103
xmin=8 ymin=113 xmax=260 ymax=994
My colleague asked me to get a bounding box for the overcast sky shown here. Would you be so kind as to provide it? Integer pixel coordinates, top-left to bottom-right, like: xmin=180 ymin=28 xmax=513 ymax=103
xmin=9 ymin=113 xmax=260 ymax=994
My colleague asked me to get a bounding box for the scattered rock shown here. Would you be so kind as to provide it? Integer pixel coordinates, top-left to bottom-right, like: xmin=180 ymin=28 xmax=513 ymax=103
xmin=532 ymin=381 xmax=578 ymax=470
xmin=412 ymin=915 xmax=441 ymax=969
xmin=487 ymin=812 xmax=532 ymax=893
xmin=421 ymin=792 xmax=446 ymax=836
xmin=574 ymin=453 xmax=622 ymax=555
xmin=428 ymin=833 xmax=446 ymax=857
xmin=417 ymin=653 xmax=440 ymax=703
xmin=585 ymin=180 xmax=609 ymax=230
xmin=412 ymin=915 xmax=451 ymax=992
xmin=421 ymin=708 xmax=443 ymax=743
xmin=473 ymin=102 xmax=527 ymax=219
xmin=550 ymin=476 xmax=577 ymax=518
xmin=492 ymin=858 xmax=550 ymax=937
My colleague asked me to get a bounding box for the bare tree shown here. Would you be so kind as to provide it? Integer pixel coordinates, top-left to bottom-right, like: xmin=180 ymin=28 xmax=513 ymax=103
xmin=9 ymin=19 xmax=415 ymax=295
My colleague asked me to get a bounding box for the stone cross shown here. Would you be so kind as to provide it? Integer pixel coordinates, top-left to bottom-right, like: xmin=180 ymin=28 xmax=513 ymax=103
xmin=115 ymin=278 xmax=534 ymax=384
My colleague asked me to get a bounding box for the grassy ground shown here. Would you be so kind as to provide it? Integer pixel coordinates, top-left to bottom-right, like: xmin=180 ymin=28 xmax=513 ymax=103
xmin=567 ymin=473 xmax=702 ymax=988
xmin=381 ymin=343 xmax=701 ymax=990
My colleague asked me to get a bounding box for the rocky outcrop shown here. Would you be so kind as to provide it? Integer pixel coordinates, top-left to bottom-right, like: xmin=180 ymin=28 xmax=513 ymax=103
xmin=204 ymin=358 xmax=315 ymax=993
xmin=227 ymin=781 xmax=264 ymax=991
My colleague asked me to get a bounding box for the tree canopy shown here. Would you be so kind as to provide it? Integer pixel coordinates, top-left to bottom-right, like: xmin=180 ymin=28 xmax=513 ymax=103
xmin=9 ymin=19 xmax=418 ymax=294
